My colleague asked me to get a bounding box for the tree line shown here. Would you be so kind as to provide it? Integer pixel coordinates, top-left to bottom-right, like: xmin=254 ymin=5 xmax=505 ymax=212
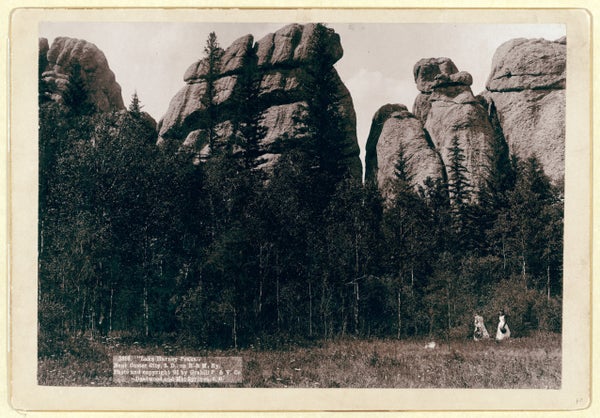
xmin=39 ymin=26 xmax=563 ymax=355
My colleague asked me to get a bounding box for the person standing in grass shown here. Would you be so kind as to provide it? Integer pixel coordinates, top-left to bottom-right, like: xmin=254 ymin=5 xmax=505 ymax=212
xmin=473 ymin=314 xmax=490 ymax=341
xmin=495 ymin=310 xmax=511 ymax=341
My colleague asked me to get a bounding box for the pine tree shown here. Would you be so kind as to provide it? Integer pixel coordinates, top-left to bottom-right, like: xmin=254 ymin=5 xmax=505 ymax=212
xmin=392 ymin=144 xmax=416 ymax=198
xmin=383 ymin=146 xmax=433 ymax=338
xmin=228 ymin=43 xmax=267 ymax=171
xmin=447 ymin=136 xmax=474 ymax=251
xmin=290 ymin=23 xmax=350 ymax=215
xmin=475 ymin=117 xmax=516 ymax=256
xmin=503 ymin=156 xmax=561 ymax=291
xmin=420 ymin=176 xmax=451 ymax=253
xmin=62 ymin=62 xmax=95 ymax=116
xmin=324 ymin=178 xmax=383 ymax=337
xmin=128 ymin=90 xmax=143 ymax=115
xmin=201 ymin=32 xmax=224 ymax=152
xmin=479 ymin=108 xmax=515 ymax=209
xmin=447 ymin=136 xmax=471 ymax=208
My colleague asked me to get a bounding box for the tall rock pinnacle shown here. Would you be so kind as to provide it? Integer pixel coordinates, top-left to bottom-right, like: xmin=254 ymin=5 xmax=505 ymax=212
xmin=366 ymin=36 xmax=564 ymax=203
xmin=39 ymin=37 xmax=125 ymax=112
xmin=366 ymin=57 xmax=494 ymax=201
xmin=414 ymin=57 xmax=494 ymax=192
xmin=157 ymin=23 xmax=362 ymax=178
xmin=364 ymin=104 xmax=444 ymax=202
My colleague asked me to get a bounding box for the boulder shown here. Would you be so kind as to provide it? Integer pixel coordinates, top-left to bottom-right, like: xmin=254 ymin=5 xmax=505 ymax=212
xmin=424 ymin=98 xmax=494 ymax=190
xmin=430 ymin=84 xmax=478 ymax=104
xmin=159 ymin=75 xmax=239 ymax=139
xmin=486 ymin=37 xmax=566 ymax=92
xmin=258 ymin=68 xmax=304 ymax=102
xmin=183 ymin=34 xmax=253 ymax=82
xmin=39 ymin=37 xmax=125 ymax=112
xmin=255 ymin=23 xmax=343 ymax=67
xmin=412 ymin=93 xmax=432 ymax=125
xmin=413 ymin=57 xmax=459 ymax=93
xmin=413 ymin=59 xmax=477 ymax=113
xmin=371 ymin=36 xmax=565 ymax=200
xmin=481 ymin=89 xmax=564 ymax=183
xmin=370 ymin=58 xmax=495 ymax=197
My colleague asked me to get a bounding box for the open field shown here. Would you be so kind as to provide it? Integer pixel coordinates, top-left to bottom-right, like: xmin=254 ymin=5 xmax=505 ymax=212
xmin=39 ymin=332 xmax=561 ymax=388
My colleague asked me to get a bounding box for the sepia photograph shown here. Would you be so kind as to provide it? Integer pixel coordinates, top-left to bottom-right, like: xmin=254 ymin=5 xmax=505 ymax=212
xmin=36 ymin=19 xmax=567 ymax=388
xmin=7 ymin=6 xmax=592 ymax=412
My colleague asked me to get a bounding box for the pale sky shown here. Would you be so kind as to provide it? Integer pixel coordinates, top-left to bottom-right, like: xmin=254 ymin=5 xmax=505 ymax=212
xmin=39 ymin=22 xmax=566 ymax=164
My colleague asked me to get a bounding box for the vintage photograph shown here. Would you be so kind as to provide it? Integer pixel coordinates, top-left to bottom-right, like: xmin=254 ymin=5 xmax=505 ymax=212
xmin=36 ymin=20 xmax=567 ymax=390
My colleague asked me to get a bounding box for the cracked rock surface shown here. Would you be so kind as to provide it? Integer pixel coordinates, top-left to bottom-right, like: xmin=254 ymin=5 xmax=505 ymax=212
xmin=158 ymin=23 xmax=361 ymax=177
xmin=482 ymin=37 xmax=565 ymax=183
xmin=39 ymin=37 xmax=125 ymax=112
xmin=366 ymin=37 xmax=565 ymax=200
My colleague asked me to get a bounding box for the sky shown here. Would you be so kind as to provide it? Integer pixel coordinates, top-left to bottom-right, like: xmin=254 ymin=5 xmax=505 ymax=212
xmin=39 ymin=22 xmax=566 ymax=163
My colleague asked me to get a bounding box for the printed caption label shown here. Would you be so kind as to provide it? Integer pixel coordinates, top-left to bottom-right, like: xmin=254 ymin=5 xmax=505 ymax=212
xmin=113 ymin=355 xmax=243 ymax=384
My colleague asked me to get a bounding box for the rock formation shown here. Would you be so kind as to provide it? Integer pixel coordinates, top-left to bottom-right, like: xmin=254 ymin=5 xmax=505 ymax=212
xmin=481 ymin=37 xmax=565 ymax=183
xmin=367 ymin=58 xmax=494 ymax=199
xmin=158 ymin=23 xmax=362 ymax=177
xmin=39 ymin=37 xmax=125 ymax=112
xmin=367 ymin=36 xmax=565 ymax=201
xmin=364 ymin=104 xmax=444 ymax=201
xmin=416 ymin=58 xmax=494 ymax=192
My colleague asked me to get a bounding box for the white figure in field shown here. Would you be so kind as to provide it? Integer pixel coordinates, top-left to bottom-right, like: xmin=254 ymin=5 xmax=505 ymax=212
xmin=473 ymin=314 xmax=490 ymax=341
xmin=495 ymin=311 xmax=511 ymax=341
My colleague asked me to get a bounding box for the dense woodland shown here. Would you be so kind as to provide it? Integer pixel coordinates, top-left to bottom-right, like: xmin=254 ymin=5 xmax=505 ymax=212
xmin=39 ymin=30 xmax=563 ymax=355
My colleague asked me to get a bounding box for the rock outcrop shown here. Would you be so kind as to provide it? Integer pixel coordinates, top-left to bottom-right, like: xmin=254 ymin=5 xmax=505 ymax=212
xmin=416 ymin=58 xmax=494 ymax=191
xmin=412 ymin=58 xmax=472 ymax=124
xmin=482 ymin=37 xmax=565 ymax=183
xmin=367 ymin=37 xmax=564 ymax=202
xmin=485 ymin=37 xmax=565 ymax=92
xmin=423 ymin=97 xmax=493 ymax=191
xmin=158 ymin=23 xmax=361 ymax=177
xmin=39 ymin=37 xmax=125 ymax=112
xmin=365 ymin=104 xmax=444 ymax=201
xmin=367 ymin=57 xmax=494 ymax=200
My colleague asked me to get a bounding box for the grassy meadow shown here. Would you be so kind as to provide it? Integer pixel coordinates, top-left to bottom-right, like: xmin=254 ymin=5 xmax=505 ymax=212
xmin=38 ymin=332 xmax=561 ymax=389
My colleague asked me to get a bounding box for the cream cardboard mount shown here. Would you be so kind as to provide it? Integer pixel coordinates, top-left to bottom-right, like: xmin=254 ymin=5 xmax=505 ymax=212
xmin=8 ymin=7 xmax=592 ymax=412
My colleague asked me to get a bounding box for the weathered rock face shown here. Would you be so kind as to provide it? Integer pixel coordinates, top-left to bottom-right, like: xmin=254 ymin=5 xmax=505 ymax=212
xmin=158 ymin=23 xmax=361 ymax=177
xmin=412 ymin=93 xmax=431 ymax=126
xmin=367 ymin=36 xmax=565 ymax=203
xmin=368 ymin=57 xmax=494 ymax=199
xmin=39 ymin=37 xmax=125 ymax=112
xmin=412 ymin=58 xmax=472 ymax=123
xmin=486 ymin=37 xmax=565 ymax=92
xmin=424 ymin=96 xmax=493 ymax=190
xmin=365 ymin=104 xmax=443 ymax=201
xmin=413 ymin=57 xmax=460 ymax=93
xmin=416 ymin=57 xmax=494 ymax=191
xmin=483 ymin=37 xmax=565 ymax=183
